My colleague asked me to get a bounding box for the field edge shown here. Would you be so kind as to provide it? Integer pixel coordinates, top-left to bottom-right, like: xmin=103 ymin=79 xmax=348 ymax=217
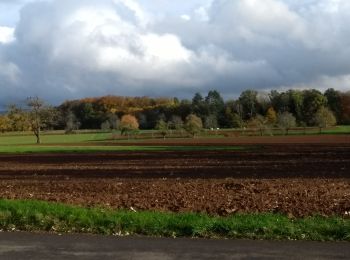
xmin=0 ymin=199 xmax=349 ymax=241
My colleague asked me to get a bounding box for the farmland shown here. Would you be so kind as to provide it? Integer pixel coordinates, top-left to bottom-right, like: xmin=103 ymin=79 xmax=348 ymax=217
xmin=0 ymin=133 xmax=349 ymax=220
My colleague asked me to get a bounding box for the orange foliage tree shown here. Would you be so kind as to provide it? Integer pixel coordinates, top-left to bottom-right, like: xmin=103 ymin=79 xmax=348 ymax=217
xmin=120 ymin=114 xmax=139 ymax=135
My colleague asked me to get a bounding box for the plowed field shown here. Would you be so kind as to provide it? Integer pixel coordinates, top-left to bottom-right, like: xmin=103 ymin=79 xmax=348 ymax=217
xmin=0 ymin=137 xmax=349 ymax=217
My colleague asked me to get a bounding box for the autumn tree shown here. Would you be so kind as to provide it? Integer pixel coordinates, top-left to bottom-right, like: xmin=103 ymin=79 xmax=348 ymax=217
xmin=184 ymin=114 xmax=203 ymax=137
xmin=247 ymin=115 xmax=267 ymax=136
xmin=314 ymin=107 xmax=336 ymax=133
xmin=7 ymin=105 xmax=30 ymax=131
xmin=0 ymin=115 xmax=10 ymax=133
xmin=120 ymin=114 xmax=139 ymax=136
xmin=277 ymin=112 xmax=296 ymax=135
xmin=265 ymin=107 xmax=277 ymax=126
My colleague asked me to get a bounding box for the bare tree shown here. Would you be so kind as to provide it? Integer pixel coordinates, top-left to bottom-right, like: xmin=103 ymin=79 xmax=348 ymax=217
xmin=26 ymin=97 xmax=56 ymax=144
xmin=277 ymin=112 xmax=296 ymax=135
xmin=247 ymin=115 xmax=267 ymax=136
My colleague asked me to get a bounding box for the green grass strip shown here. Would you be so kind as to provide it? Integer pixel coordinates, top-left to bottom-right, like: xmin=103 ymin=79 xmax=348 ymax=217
xmin=0 ymin=200 xmax=349 ymax=241
xmin=0 ymin=145 xmax=244 ymax=154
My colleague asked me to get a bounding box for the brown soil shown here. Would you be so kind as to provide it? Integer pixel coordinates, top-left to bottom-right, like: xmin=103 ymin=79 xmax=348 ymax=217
xmin=0 ymin=141 xmax=349 ymax=217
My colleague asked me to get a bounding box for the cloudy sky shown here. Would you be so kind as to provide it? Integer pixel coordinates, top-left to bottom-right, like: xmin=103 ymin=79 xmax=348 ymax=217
xmin=1 ymin=0 xmax=350 ymax=107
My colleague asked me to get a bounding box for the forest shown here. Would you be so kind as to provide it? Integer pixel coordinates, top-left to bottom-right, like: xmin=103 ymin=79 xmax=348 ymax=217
xmin=0 ymin=88 xmax=349 ymax=135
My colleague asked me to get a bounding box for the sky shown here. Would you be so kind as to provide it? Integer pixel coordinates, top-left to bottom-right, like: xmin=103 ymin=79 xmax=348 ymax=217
xmin=1 ymin=0 xmax=350 ymax=107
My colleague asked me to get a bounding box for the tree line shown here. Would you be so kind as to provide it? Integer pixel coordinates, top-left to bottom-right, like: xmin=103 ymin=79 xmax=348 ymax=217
xmin=0 ymin=88 xmax=349 ymax=142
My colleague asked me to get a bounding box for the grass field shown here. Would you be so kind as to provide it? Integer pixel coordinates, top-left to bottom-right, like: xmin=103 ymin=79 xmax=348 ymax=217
xmin=0 ymin=125 xmax=348 ymax=153
xmin=0 ymin=200 xmax=349 ymax=241
xmin=0 ymin=145 xmax=244 ymax=153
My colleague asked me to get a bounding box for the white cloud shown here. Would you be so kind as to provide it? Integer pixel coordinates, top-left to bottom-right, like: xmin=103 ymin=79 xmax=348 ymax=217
xmin=0 ymin=26 xmax=15 ymax=44
xmin=180 ymin=14 xmax=191 ymax=21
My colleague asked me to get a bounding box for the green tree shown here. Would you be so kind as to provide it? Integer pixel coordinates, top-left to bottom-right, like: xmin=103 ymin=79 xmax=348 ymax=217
xmin=155 ymin=119 xmax=168 ymax=139
xmin=314 ymin=107 xmax=337 ymax=133
xmin=239 ymin=90 xmax=258 ymax=120
xmin=192 ymin=92 xmax=209 ymax=120
xmin=302 ymin=89 xmax=327 ymax=125
xmin=340 ymin=92 xmax=350 ymax=124
xmin=223 ymin=103 xmax=243 ymax=128
xmin=324 ymin=88 xmax=342 ymax=123
xmin=288 ymin=90 xmax=304 ymax=122
xmin=185 ymin=114 xmax=203 ymax=137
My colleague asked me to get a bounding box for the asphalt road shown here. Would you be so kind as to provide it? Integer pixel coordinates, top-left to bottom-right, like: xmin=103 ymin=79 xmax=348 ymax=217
xmin=0 ymin=232 xmax=349 ymax=259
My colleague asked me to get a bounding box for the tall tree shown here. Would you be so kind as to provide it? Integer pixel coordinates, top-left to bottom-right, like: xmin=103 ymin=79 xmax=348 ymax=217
xmin=205 ymin=90 xmax=224 ymax=113
xmin=324 ymin=88 xmax=342 ymax=123
xmin=239 ymin=90 xmax=258 ymax=120
xmin=205 ymin=90 xmax=225 ymax=127
xmin=287 ymin=90 xmax=304 ymax=122
xmin=302 ymin=89 xmax=327 ymax=125
xmin=340 ymin=92 xmax=350 ymax=124
xmin=192 ymin=92 xmax=209 ymax=120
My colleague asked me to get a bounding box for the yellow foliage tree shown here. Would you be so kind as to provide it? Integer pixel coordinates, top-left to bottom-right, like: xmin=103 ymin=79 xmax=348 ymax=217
xmin=0 ymin=115 xmax=11 ymax=133
xmin=265 ymin=107 xmax=277 ymax=125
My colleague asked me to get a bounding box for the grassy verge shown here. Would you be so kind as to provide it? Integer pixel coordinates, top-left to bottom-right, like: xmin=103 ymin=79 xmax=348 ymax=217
xmin=0 ymin=200 xmax=349 ymax=241
xmin=0 ymin=145 xmax=244 ymax=154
